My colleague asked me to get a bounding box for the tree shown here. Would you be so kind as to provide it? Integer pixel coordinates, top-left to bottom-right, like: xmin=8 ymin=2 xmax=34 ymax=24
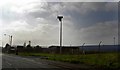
xmin=5 ymin=43 xmax=10 ymax=49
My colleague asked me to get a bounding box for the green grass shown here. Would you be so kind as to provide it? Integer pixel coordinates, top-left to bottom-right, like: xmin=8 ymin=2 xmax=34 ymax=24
xmin=18 ymin=52 xmax=119 ymax=68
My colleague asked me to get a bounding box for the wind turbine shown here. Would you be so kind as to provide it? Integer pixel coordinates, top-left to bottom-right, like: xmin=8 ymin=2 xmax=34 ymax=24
xmin=57 ymin=15 xmax=63 ymax=54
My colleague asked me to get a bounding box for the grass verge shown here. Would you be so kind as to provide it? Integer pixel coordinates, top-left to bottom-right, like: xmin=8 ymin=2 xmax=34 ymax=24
xmin=18 ymin=52 xmax=119 ymax=68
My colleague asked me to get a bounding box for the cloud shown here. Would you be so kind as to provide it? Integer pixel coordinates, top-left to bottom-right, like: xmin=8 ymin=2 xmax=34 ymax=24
xmin=0 ymin=20 xmax=2 ymax=44
xmin=79 ymin=21 xmax=118 ymax=45
xmin=6 ymin=22 xmax=59 ymax=46
xmin=45 ymin=0 xmax=119 ymax=2
xmin=62 ymin=2 xmax=117 ymax=15
xmin=1 ymin=2 xmax=118 ymax=46
xmin=3 ymin=20 xmax=33 ymax=32
xmin=1 ymin=2 xmax=117 ymax=24
xmin=105 ymin=2 xmax=118 ymax=11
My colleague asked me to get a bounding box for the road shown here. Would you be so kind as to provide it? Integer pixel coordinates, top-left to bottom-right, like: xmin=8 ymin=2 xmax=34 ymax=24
xmin=1 ymin=54 xmax=107 ymax=70
xmin=2 ymin=54 xmax=66 ymax=70
xmin=2 ymin=54 xmax=94 ymax=70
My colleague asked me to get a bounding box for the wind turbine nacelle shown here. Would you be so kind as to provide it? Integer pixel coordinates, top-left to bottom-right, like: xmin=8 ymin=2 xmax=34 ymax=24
xmin=57 ymin=16 xmax=63 ymax=22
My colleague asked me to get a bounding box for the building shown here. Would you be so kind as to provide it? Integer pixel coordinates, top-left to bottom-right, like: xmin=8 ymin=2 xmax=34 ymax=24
xmin=49 ymin=46 xmax=80 ymax=54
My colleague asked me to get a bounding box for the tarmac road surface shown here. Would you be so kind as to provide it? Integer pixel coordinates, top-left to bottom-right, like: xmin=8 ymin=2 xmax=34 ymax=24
xmin=2 ymin=54 xmax=65 ymax=70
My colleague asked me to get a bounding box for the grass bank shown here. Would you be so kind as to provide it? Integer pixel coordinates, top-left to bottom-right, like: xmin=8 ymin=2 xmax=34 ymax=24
xmin=18 ymin=52 xmax=119 ymax=68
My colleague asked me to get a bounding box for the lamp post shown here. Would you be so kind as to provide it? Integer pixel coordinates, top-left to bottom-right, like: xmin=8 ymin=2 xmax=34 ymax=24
xmin=10 ymin=35 xmax=12 ymax=46
xmin=57 ymin=15 xmax=63 ymax=54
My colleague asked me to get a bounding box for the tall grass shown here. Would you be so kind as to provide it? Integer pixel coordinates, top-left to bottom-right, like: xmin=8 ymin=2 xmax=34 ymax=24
xmin=19 ymin=52 xmax=119 ymax=68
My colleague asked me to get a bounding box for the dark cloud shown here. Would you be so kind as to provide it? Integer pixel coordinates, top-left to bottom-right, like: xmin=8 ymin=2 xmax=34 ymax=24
xmin=1 ymin=2 xmax=118 ymax=46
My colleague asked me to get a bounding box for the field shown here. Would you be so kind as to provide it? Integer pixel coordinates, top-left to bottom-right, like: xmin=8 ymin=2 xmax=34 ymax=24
xmin=18 ymin=52 xmax=120 ymax=68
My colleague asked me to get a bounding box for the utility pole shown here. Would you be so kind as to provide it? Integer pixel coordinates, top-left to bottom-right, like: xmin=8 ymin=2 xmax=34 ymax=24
xmin=114 ymin=37 xmax=115 ymax=46
xmin=82 ymin=43 xmax=85 ymax=54
xmin=98 ymin=41 xmax=102 ymax=53
xmin=57 ymin=15 xmax=63 ymax=54
xmin=10 ymin=36 xmax=12 ymax=46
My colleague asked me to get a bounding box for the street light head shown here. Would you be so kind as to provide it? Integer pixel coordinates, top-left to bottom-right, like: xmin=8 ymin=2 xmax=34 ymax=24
xmin=57 ymin=16 xmax=63 ymax=22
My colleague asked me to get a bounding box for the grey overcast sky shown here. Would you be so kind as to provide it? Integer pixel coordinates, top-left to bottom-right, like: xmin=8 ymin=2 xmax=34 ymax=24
xmin=0 ymin=0 xmax=119 ymax=47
